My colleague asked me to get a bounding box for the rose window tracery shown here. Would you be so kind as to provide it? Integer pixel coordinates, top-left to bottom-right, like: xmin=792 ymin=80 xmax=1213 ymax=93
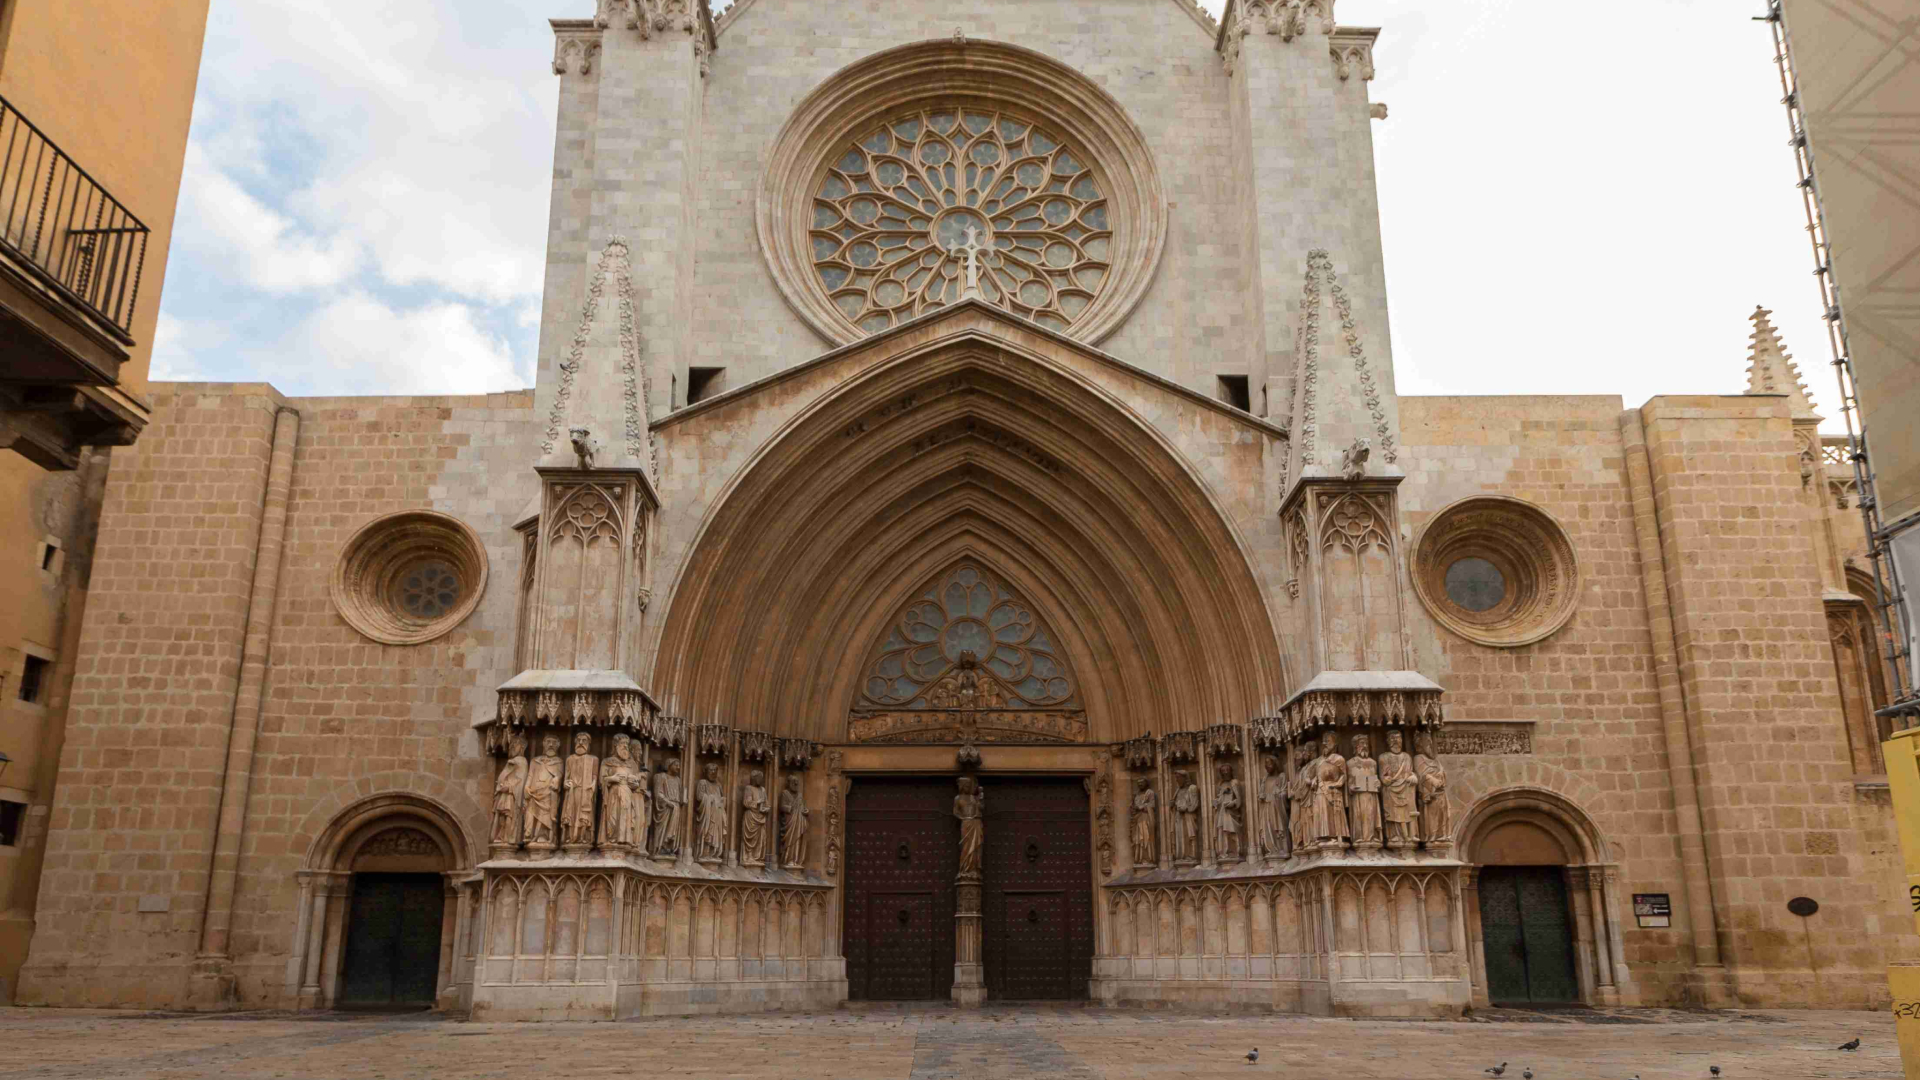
xmin=811 ymin=107 xmax=1112 ymax=336
xmin=861 ymin=564 xmax=1079 ymax=709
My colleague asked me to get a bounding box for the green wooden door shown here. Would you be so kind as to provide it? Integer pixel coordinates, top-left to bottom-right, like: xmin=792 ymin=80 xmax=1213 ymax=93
xmin=1478 ymin=866 xmax=1579 ymax=1005
xmin=339 ymin=873 xmax=444 ymax=1007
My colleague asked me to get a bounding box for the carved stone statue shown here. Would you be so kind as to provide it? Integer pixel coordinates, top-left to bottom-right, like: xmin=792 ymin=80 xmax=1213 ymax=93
xmin=1379 ymin=730 xmax=1418 ymax=850
xmin=569 ymin=425 xmax=595 ymax=469
xmin=1311 ymin=731 xmax=1350 ymax=849
xmin=954 ymin=776 xmax=985 ymax=878
xmin=1341 ymin=437 xmax=1371 ymax=481
xmin=695 ymin=761 xmax=728 ymax=864
xmin=632 ymin=759 xmax=652 ymax=855
xmin=1172 ymin=771 xmax=1201 ymax=865
xmin=1288 ymin=743 xmax=1314 ymax=853
xmin=491 ymin=733 xmax=528 ymax=848
xmin=561 ymin=731 xmax=599 ymax=849
xmin=780 ymin=773 xmax=811 ymax=870
xmin=1346 ymin=734 xmax=1382 ymax=849
xmin=650 ymin=757 xmax=684 ymax=857
xmin=1214 ymin=761 xmax=1243 ymax=863
xmin=597 ymin=732 xmax=643 ymax=850
xmin=1415 ymin=732 xmax=1452 ymax=845
xmin=523 ymin=733 xmax=563 ymax=850
xmin=1129 ymin=778 xmax=1158 ymax=867
xmin=739 ymin=768 xmax=769 ymax=865
xmin=1258 ymin=754 xmax=1288 ymax=860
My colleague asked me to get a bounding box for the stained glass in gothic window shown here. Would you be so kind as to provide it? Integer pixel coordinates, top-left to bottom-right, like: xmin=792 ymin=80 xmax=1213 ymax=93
xmin=810 ymin=107 xmax=1112 ymax=336
xmin=860 ymin=563 xmax=1079 ymax=709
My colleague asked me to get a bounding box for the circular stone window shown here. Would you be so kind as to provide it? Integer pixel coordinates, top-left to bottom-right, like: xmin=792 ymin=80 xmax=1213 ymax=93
xmin=1412 ymin=496 xmax=1580 ymax=648
xmin=810 ymin=107 xmax=1112 ymax=335
xmin=758 ymin=39 xmax=1167 ymax=347
xmin=331 ymin=511 xmax=488 ymax=645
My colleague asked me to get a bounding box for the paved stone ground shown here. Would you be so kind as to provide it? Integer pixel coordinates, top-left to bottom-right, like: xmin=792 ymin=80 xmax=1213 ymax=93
xmin=0 ymin=1005 xmax=1899 ymax=1079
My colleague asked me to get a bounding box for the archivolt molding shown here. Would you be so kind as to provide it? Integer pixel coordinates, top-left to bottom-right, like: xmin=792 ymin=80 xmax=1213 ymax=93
xmin=1452 ymin=777 xmax=1610 ymax=867
xmin=303 ymin=791 xmax=477 ymax=874
xmin=649 ymin=326 xmax=1284 ymax=742
xmin=756 ymin=39 xmax=1167 ymax=348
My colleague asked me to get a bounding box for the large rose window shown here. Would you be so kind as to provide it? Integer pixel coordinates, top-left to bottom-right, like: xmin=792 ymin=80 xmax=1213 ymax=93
xmin=757 ymin=41 xmax=1166 ymax=347
xmin=812 ymin=108 xmax=1111 ymax=336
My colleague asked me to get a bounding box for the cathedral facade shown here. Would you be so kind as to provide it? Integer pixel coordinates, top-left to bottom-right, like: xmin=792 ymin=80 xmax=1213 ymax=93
xmin=14 ymin=0 xmax=1913 ymax=1018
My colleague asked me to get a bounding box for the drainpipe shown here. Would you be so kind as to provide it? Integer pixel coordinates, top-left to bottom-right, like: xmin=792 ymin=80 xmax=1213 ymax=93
xmin=191 ymin=405 xmax=300 ymax=1008
xmin=1619 ymin=410 xmax=1722 ymax=978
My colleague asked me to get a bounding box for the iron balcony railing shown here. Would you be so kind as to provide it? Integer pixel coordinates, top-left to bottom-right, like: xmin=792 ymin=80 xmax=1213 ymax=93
xmin=0 ymin=93 xmax=149 ymax=342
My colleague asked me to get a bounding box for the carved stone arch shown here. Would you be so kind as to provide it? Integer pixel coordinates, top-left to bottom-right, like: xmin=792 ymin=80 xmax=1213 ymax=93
xmin=305 ymin=791 xmax=475 ymax=875
xmin=289 ymin=792 xmax=478 ymax=1012
xmin=1317 ymin=490 xmax=1391 ymax=554
xmin=547 ymin=481 xmax=629 ymax=547
xmin=1446 ymin=759 xmax=1610 ymax=857
xmin=1456 ymin=785 xmax=1605 ymax=868
xmin=650 ymin=316 xmax=1286 ymax=742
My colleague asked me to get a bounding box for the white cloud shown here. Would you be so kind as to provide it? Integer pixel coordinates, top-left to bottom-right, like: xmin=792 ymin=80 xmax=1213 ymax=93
xmin=188 ymin=0 xmax=556 ymax=306
xmin=148 ymin=313 xmax=218 ymax=382
xmin=177 ymin=145 xmax=362 ymax=295
xmin=279 ymin=292 xmax=523 ymax=396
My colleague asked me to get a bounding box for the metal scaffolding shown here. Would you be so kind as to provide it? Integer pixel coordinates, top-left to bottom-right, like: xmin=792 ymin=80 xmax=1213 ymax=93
xmin=1758 ymin=0 xmax=1918 ymax=723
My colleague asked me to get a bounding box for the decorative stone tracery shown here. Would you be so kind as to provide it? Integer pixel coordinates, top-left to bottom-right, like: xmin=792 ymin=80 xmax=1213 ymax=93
xmin=810 ymin=107 xmax=1113 ymax=336
xmin=757 ymin=39 xmax=1167 ymax=347
xmin=330 ymin=510 xmax=490 ymax=646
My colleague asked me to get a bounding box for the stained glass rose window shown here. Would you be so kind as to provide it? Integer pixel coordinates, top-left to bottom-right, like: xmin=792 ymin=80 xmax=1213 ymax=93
xmin=811 ymin=108 xmax=1112 ymax=336
xmin=861 ymin=564 xmax=1079 ymax=708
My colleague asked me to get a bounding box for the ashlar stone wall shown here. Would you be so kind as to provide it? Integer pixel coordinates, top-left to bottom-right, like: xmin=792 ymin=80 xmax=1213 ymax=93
xmin=17 ymin=386 xmax=537 ymax=1008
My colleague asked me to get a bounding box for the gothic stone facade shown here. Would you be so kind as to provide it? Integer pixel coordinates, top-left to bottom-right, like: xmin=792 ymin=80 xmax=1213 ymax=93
xmin=14 ymin=0 xmax=1913 ymax=1017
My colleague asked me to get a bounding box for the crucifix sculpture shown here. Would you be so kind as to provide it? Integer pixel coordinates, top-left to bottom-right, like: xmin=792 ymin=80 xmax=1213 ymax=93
xmin=949 ymin=224 xmax=986 ymax=300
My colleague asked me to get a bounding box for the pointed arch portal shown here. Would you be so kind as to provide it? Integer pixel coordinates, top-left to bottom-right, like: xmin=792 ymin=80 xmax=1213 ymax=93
xmin=650 ymin=311 xmax=1286 ymax=744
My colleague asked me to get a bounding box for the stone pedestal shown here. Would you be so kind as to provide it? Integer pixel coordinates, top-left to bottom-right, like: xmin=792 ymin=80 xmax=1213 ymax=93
xmin=952 ymin=877 xmax=986 ymax=1007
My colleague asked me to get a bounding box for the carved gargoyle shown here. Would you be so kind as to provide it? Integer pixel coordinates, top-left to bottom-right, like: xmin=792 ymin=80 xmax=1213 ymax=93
xmin=1340 ymin=438 xmax=1370 ymax=481
xmin=570 ymin=427 xmax=595 ymax=470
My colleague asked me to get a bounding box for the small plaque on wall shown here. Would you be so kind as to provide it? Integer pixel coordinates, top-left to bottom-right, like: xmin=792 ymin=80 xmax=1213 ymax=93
xmin=1633 ymin=893 xmax=1671 ymax=928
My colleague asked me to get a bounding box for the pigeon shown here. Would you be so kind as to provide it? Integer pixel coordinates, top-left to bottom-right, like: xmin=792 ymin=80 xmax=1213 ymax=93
xmin=1523 ymin=1071 xmax=1533 ymax=1080
xmin=1486 ymin=1066 xmax=1507 ymax=1077
xmin=1710 ymin=1068 xmax=1720 ymax=1077
xmin=1246 ymin=1049 xmax=1258 ymax=1064
xmin=1838 ymin=1037 xmax=1860 ymax=1051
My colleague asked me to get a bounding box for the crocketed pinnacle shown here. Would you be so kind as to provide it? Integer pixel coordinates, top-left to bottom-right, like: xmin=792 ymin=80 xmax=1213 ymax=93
xmin=1744 ymin=305 xmax=1819 ymax=421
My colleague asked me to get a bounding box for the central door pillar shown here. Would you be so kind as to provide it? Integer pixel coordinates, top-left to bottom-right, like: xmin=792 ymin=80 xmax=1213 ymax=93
xmin=952 ymin=775 xmax=987 ymax=1007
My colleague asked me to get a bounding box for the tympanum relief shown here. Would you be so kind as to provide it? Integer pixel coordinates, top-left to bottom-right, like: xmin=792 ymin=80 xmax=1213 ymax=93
xmin=849 ymin=563 xmax=1087 ymax=745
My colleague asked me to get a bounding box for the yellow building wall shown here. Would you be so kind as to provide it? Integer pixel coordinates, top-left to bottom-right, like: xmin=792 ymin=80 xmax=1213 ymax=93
xmin=0 ymin=0 xmax=209 ymax=999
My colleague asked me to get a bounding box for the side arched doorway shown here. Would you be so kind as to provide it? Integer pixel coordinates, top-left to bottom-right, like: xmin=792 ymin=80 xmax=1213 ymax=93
xmin=289 ymin=794 xmax=476 ymax=1011
xmin=1458 ymin=788 xmax=1625 ymax=1008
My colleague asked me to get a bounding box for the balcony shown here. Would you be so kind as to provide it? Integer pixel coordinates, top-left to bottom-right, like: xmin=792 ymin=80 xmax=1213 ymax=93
xmin=0 ymin=93 xmax=151 ymax=470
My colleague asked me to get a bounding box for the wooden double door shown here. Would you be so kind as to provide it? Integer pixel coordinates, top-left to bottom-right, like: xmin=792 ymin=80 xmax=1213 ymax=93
xmin=844 ymin=776 xmax=1092 ymax=1001
xmin=338 ymin=873 xmax=444 ymax=1008
xmin=1477 ymin=866 xmax=1580 ymax=1005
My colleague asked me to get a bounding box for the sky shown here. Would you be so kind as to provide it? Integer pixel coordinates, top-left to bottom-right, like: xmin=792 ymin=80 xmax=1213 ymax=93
xmin=155 ymin=0 xmax=1844 ymax=426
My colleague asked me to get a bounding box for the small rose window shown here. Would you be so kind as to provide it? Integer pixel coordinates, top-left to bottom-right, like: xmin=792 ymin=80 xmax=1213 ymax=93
xmin=1412 ymin=497 xmax=1580 ymax=648
xmin=395 ymin=561 xmax=463 ymax=619
xmin=332 ymin=511 xmax=489 ymax=646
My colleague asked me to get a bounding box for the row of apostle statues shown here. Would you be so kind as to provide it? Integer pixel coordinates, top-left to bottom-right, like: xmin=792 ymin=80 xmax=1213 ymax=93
xmin=490 ymin=731 xmax=811 ymax=869
xmin=1128 ymin=729 xmax=1450 ymax=867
